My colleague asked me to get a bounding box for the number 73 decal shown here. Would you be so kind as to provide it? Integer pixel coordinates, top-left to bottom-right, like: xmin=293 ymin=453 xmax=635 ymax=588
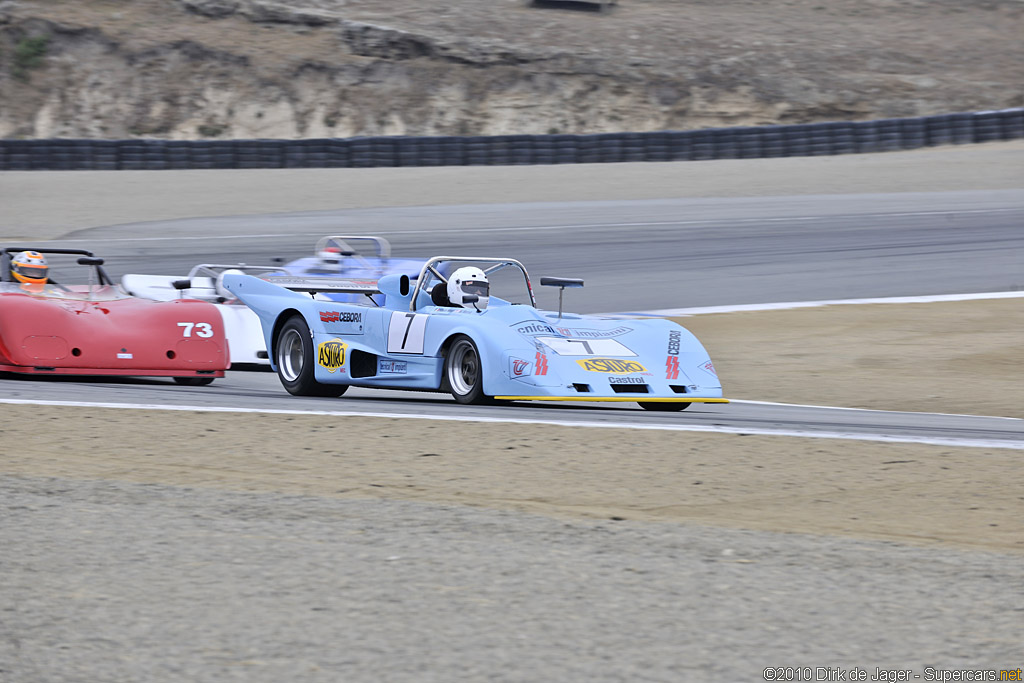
xmin=387 ymin=312 xmax=428 ymax=354
xmin=177 ymin=322 xmax=214 ymax=338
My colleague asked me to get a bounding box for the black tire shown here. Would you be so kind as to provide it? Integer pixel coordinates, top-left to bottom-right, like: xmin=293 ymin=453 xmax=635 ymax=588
xmin=173 ymin=377 xmax=215 ymax=386
xmin=638 ymin=401 xmax=691 ymax=412
xmin=274 ymin=315 xmax=348 ymax=397
xmin=444 ymin=335 xmax=488 ymax=405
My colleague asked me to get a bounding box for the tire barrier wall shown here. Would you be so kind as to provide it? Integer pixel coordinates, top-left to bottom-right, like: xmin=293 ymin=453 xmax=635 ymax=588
xmin=1 ymin=108 xmax=1022 ymax=171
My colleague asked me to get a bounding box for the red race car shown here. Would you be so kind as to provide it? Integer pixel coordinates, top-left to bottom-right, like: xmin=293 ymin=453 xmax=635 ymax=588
xmin=0 ymin=247 xmax=227 ymax=385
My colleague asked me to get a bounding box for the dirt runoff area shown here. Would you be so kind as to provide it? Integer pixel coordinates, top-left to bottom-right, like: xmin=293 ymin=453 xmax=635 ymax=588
xmin=2 ymin=297 xmax=1021 ymax=554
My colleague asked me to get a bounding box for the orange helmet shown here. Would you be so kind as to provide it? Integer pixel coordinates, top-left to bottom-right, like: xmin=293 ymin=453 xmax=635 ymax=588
xmin=12 ymin=250 xmax=49 ymax=285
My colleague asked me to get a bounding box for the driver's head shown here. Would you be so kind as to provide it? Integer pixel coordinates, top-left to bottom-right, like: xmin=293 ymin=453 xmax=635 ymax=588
xmin=317 ymin=246 xmax=343 ymax=265
xmin=447 ymin=266 xmax=489 ymax=310
xmin=11 ymin=250 xmax=48 ymax=285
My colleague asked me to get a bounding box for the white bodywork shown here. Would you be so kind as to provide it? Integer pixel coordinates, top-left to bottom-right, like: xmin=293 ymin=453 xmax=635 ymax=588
xmin=122 ymin=268 xmax=282 ymax=366
xmin=122 ymin=237 xmax=421 ymax=368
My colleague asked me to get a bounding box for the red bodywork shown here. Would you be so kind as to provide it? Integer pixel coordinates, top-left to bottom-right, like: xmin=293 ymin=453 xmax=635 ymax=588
xmin=0 ymin=285 xmax=228 ymax=378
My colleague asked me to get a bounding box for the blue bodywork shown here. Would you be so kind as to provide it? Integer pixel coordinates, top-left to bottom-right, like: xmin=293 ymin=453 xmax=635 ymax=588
xmin=222 ymin=258 xmax=725 ymax=406
xmin=279 ymin=235 xmax=425 ymax=304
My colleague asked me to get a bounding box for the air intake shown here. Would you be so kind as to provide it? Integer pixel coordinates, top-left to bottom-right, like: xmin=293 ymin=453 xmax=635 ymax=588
xmin=610 ymin=384 xmax=650 ymax=394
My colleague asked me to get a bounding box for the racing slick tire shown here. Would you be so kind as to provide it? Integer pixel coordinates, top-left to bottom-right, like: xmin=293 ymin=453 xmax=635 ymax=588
xmin=444 ymin=335 xmax=490 ymax=405
xmin=275 ymin=315 xmax=348 ymax=397
xmin=173 ymin=377 xmax=215 ymax=386
xmin=638 ymin=401 xmax=691 ymax=412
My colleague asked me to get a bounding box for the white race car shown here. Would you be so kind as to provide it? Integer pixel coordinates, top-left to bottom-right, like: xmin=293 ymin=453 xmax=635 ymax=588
xmin=122 ymin=236 xmax=427 ymax=367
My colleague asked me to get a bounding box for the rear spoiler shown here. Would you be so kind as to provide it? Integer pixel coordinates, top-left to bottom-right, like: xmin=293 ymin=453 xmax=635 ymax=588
xmin=260 ymin=275 xmax=382 ymax=294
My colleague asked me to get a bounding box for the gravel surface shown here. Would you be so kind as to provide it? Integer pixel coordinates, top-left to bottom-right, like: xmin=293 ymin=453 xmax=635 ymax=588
xmin=3 ymin=476 xmax=1023 ymax=683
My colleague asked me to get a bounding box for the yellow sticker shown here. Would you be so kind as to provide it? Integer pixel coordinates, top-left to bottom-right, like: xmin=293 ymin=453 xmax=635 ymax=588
xmin=576 ymin=358 xmax=647 ymax=374
xmin=317 ymin=338 xmax=347 ymax=373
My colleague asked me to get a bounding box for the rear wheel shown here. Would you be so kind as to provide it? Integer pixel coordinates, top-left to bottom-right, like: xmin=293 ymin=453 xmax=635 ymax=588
xmin=444 ymin=335 xmax=488 ymax=405
xmin=275 ymin=315 xmax=348 ymax=397
xmin=173 ymin=376 xmax=215 ymax=386
xmin=638 ymin=401 xmax=691 ymax=412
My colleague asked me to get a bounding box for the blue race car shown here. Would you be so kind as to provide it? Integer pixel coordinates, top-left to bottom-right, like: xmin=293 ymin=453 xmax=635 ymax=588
xmin=222 ymin=256 xmax=727 ymax=410
xmin=281 ymin=235 xmax=427 ymax=287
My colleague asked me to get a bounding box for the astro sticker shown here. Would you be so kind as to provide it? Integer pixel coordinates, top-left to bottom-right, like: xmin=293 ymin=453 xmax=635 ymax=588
xmin=317 ymin=338 xmax=347 ymax=373
xmin=577 ymin=358 xmax=646 ymax=374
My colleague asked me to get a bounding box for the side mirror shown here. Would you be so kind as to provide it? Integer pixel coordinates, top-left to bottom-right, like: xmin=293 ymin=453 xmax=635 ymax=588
xmin=540 ymin=277 xmax=584 ymax=289
xmin=172 ymin=279 xmax=192 ymax=299
xmin=77 ymin=257 xmax=105 ymax=266
xmin=540 ymin=277 xmax=584 ymax=319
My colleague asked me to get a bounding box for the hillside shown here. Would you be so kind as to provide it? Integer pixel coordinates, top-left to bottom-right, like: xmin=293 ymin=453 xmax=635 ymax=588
xmin=0 ymin=0 xmax=1022 ymax=139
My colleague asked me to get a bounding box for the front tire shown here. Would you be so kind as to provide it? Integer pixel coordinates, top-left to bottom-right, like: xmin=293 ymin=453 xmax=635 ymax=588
xmin=275 ymin=315 xmax=348 ymax=397
xmin=638 ymin=401 xmax=691 ymax=412
xmin=444 ymin=335 xmax=488 ymax=405
xmin=173 ymin=377 xmax=215 ymax=386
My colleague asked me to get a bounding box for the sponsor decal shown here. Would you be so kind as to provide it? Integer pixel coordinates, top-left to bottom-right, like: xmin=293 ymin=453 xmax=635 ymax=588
xmin=510 ymin=357 xmax=532 ymax=378
xmin=554 ymin=326 xmax=632 ymax=338
xmin=320 ymin=310 xmax=362 ymax=324
xmin=667 ymin=330 xmax=681 ymax=355
xmin=117 ymin=348 xmax=133 ymax=360
xmin=516 ymin=321 xmax=633 ymax=338
xmin=534 ymin=351 xmax=549 ymax=376
xmin=516 ymin=321 xmax=559 ymax=336
xmin=609 ymin=376 xmax=645 ymax=385
xmin=317 ymin=338 xmax=347 ymax=373
xmin=699 ymin=360 xmax=718 ymax=377
xmin=665 ymin=330 xmax=682 ymax=379
xmin=377 ymin=359 xmax=408 ymax=374
xmin=577 ymin=358 xmax=646 ymax=374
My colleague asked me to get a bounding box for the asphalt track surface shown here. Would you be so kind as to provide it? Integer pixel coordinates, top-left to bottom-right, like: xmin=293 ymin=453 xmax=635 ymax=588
xmin=10 ymin=188 xmax=1024 ymax=448
xmin=4 ymin=177 xmax=1024 ymax=681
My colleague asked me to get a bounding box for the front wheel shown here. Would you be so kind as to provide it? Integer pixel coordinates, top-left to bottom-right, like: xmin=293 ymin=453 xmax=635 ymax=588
xmin=275 ymin=315 xmax=348 ymax=397
xmin=638 ymin=401 xmax=691 ymax=412
xmin=444 ymin=335 xmax=488 ymax=405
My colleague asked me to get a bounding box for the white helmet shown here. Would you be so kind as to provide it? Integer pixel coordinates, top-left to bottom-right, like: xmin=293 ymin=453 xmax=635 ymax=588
xmin=447 ymin=266 xmax=489 ymax=310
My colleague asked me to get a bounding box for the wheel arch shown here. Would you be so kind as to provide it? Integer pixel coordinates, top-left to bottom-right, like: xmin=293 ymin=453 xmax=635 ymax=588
xmin=269 ymin=308 xmax=305 ymax=363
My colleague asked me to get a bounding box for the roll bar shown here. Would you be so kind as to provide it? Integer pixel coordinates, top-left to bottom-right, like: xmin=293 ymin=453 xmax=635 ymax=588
xmin=1 ymin=247 xmax=114 ymax=285
xmin=410 ymin=256 xmax=535 ymax=311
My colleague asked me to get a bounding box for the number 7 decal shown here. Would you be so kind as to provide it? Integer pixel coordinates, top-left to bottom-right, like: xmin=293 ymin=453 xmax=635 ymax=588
xmin=387 ymin=312 xmax=428 ymax=354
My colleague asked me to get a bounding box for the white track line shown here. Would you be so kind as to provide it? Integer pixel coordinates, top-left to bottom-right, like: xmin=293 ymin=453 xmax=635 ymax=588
xmin=731 ymin=398 xmax=1022 ymax=421
xmin=2 ymin=398 xmax=1021 ymax=450
xmin=617 ymin=290 xmax=1024 ymax=317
